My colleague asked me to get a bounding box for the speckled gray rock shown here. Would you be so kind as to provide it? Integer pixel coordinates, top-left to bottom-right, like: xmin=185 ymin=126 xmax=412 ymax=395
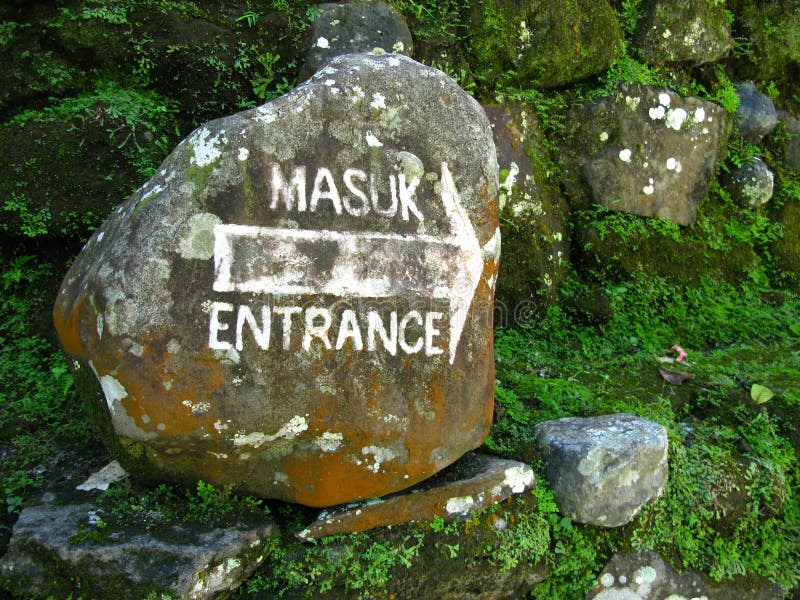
xmin=587 ymin=549 xmax=784 ymax=599
xmin=724 ymin=157 xmax=774 ymax=207
xmin=566 ymin=83 xmax=730 ymax=225
xmin=299 ymin=2 xmax=413 ymax=80
xmin=0 ymin=492 xmax=274 ymax=599
xmin=53 ymin=54 xmax=500 ymax=508
xmin=533 ymin=414 xmax=668 ymax=527
xmin=634 ymin=0 xmax=733 ymax=66
xmin=735 ymin=82 xmax=778 ymax=143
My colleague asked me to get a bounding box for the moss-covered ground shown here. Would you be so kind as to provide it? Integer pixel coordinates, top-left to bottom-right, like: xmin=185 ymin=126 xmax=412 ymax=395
xmin=1 ymin=0 xmax=799 ymax=598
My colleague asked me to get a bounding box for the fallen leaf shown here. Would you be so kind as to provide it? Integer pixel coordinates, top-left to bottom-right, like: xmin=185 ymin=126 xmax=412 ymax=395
xmin=659 ymin=367 xmax=692 ymax=386
xmin=750 ymin=384 xmax=774 ymax=404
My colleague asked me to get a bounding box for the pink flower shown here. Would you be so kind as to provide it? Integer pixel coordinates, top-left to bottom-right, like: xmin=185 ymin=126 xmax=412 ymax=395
xmin=669 ymin=345 xmax=688 ymax=362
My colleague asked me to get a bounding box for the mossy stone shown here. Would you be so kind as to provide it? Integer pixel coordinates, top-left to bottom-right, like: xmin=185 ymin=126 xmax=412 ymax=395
xmin=467 ymin=0 xmax=623 ymax=87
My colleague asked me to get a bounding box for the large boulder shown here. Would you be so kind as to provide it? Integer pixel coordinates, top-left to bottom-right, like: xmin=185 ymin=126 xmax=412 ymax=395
xmin=533 ymin=414 xmax=668 ymax=527
xmin=467 ymin=0 xmax=623 ymax=88
xmin=53 ymin=54 xmax=500 ymax=508
xmin=299 ymin=1 xmax=413 ymax=80
xmin=633 ymin=0 xmax=733 ymax=66
xmin=563 ymin=83 xmax=731 ymax=225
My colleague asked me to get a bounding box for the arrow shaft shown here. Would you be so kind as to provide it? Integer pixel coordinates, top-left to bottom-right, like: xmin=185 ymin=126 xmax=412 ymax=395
xmin=213 ymin=224 xmax=469 ymax=299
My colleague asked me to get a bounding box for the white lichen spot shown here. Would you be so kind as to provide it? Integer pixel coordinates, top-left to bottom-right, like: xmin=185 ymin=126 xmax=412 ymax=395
xmin=238 ymin=147 xmax=249 ymax=161
xmin=177 ymin=212 xmax=223 ymax=260
xmin=599 ymin=131 xmax=609 ymax=142
xmin=365 ymin=133 xmax=383 ymax=147
xmin=189 ymin=126 xmax=225 ymax=167
xmin=625 ymin=96 xmax=640 ymax=111
xmin=503 ymin=465 xmax=534 ymax=493
xmin=191 ymin=558 xmax=242 ymax=596
xmin=499 ymin=161 xmax=519 ymax=208
xmin=600 ymin=572 xmax=615 ymax=587
xmin=619 ymin=148 xmax=632 ymax=162
xmin=234 ymin=416 xmax=309 ymax=448
xmin=166 ymin=339 xmax=181 ymax=354
xmin=214 ymin=420 xmax=229 ymax=432
xmin=370 ymin=92 xmax=386 ymax=110
xmin=361 ymin=445 xmax=396 ymax=473
xmin=316 ymin=37 xmax=330 ymax=49
xmin=658 ymin=92 xmax=671 ymax=107
xmin=208 ymin=451 xmax=228 ymax=459
xmin=392 ymin=40 xmax=405 ymax=53
xmin=314 ymin=431 xmax=344 ymax=453
xmin=649 ymin=105 xmax=666 ymax=120
xmin=182 ymin=400 xmax=211 ymax=416
xmin=634 ymin=564 xmax=658 ymax=585
xmin=445 ymin=495 xmax=475 ymax=515
xmin=665 ymin=107 xmax=688 ymax=130
xmin=157 ymin=423 xmax=166 ymax=431
xmin=643 ymin=178 xmax=655 ymax=195
xmin=693 ymin=107 xmax=706 ymax=123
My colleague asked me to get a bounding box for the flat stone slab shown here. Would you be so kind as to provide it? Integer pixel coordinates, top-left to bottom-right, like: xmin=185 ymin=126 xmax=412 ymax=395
xmin=534 ymin=413 xmax=668 ymax=527
xmin=0 ymin=491 xmax=274 ymax=599
xmin=587 ymin=549 xmax=784 ymax=599
xmin=298 ymin=453 xmax=535 ymax=539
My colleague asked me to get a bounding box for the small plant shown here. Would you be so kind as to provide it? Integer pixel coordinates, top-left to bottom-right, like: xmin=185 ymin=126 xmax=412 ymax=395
xmin=235 ymin=10 xmax=259 ymax=27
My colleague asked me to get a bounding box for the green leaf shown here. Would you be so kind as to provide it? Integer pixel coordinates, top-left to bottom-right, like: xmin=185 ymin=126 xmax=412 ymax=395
xmin=750 ymin=384 xmax=774 ymax=404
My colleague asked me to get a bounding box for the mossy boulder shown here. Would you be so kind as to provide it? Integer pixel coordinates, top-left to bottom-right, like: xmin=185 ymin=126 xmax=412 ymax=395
xmin=46 ymin=1 xmax=302 ymax=127
xmin=0 ymin=17 xmax=86 ymax=118
xmin=485 ymin=102 xmax=570 ymax=324
xmin=771 ymin=198 xmax=800 ymax=282
xmin=728 ymin=1 xmax=800 ymax=102
xmin=634 ymin=0 xmax=733 ymax=66
xmin=0 ymin=85 xmax=179 ymax=242
xmin=467 ymin=0 xmax=623 ymax=88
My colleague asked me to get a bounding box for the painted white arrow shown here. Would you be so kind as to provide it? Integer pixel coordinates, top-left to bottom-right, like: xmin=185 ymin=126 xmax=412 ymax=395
xmin=213 ymin=162 xmax=483 ymax=364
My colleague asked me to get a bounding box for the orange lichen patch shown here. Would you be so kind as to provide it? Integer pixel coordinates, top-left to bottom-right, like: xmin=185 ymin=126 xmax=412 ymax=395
xmin=280 ymin=449 xmax=398 ymax=507
xmin=89 ymin=332 xmax=227 ymax=440
xmin=53 ymin=294 xmax=96 ymax=357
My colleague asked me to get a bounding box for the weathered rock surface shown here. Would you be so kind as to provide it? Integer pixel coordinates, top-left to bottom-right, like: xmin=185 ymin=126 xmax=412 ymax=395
xmin=533 ymin=414 xmax=668 ymax=527
xmin=53 ymin=54 xmax=500 ymax=508
xmin=634 ymin=0 xmax=733 ymax=66
xmin=467 ymin=0 xmax=623 ymax=88
xmin=735 ymin=82 xmax=778 ymax=143
xmin=299 ymin=2 xmax=413 ymax=80
xmin=485 ymin=102 xmax=570 ymax=322
xmin=724 ymin=157 xmax=774 ymax=207
xmin=298 ymin=453 xmax=535 ymax=539
xmin=587 ymin=549 xmax=784 ymax=599
xmin=566 ymin=83 xmax=730 ymax=225
xmin=0 ymin=492 xmax=274 ymax=599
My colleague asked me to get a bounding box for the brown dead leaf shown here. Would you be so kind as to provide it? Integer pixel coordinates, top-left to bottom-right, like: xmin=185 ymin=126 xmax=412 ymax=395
xmin=659 ymin=367 xmax=693 ymax=386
